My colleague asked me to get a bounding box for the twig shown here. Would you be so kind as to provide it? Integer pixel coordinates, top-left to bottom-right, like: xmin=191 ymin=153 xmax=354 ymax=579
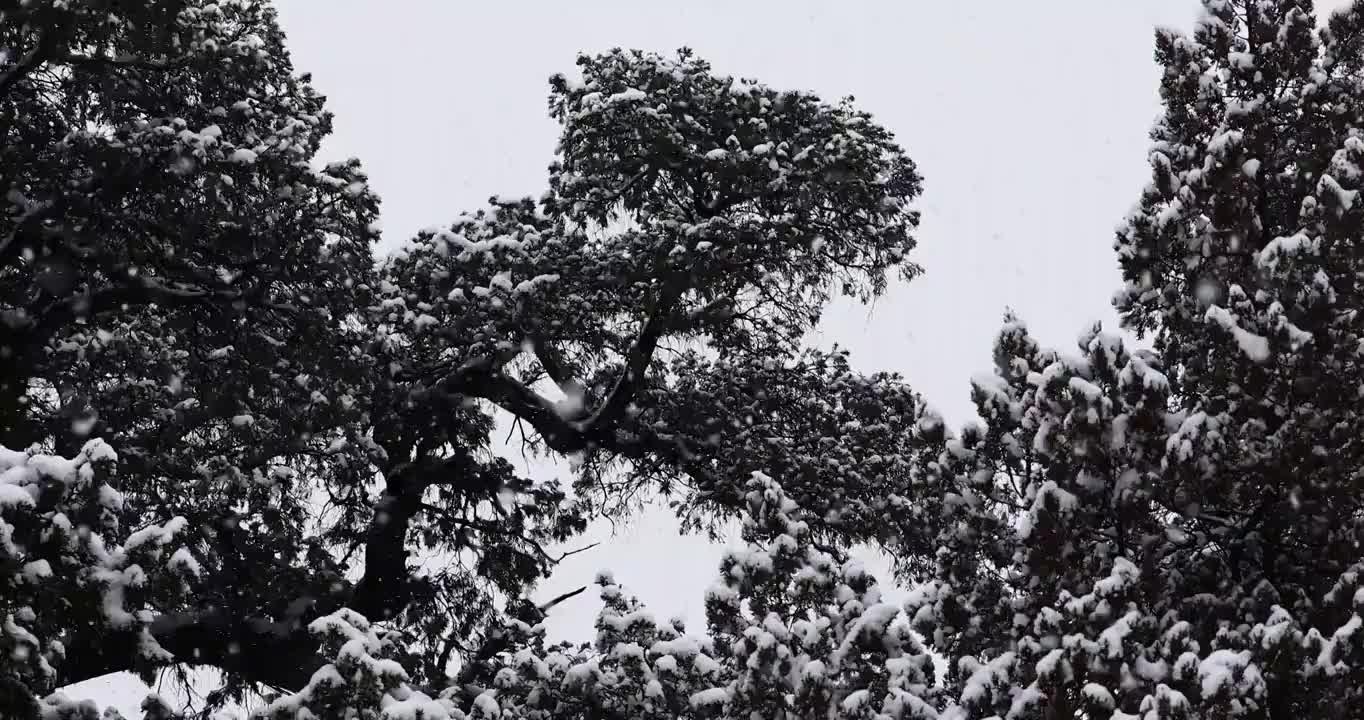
xmin=553 ymin=541 xmax=601 ymax=563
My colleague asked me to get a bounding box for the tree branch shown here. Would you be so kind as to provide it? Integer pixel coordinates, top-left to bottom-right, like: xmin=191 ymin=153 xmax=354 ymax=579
xmin=437 ymin=361 xmax=588 ymax=454
xmin=0 ymin=199 xmax=54 ymax=263
xmin=57 ymin=608 xmax=328 ymax=693
xmin=0 ymin=25 xmax=59 ymax=99
xmin=20 ymin=272 xmax=298 ymax=356
xmin=529 ymin=335 xmax=573 ymax=386
xmin=350 ymin=452 xmax=475 ymax=621
xmin=553 ymin=542 xmax=600 ymax=563
xmin=595 ymin=165 xmax=654 ymax=208
xmin=538 ymin=585 xmax=588 ymax=612
xmin=580 ymin=278 xmax=686 ymax=431
xmin=56 ymin=51 xmax=192 ymax=72
xmin=664 ymin=295 xmax=735 ymax=334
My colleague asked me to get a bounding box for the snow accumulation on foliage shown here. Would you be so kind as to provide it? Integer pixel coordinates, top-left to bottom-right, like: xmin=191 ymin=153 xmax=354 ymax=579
xmin=5 ymin=0 xmax=1364 ymax=719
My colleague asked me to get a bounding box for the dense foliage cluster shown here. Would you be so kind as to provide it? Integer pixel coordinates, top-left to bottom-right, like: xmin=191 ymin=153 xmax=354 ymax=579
xmin=4 ymin=0 xmax=1364 ymax=719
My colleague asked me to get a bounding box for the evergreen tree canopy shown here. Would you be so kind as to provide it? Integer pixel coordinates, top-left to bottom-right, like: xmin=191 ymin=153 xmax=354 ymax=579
xmin=1 ymin=2 xmax=932 ymax=717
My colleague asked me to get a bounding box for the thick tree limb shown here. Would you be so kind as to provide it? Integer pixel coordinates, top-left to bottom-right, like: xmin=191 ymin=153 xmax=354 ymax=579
xmin=438 ymin=348 xmax=725 ymax=499
xmin=350 ymin=452 xmax=476 ymax=620
xmin=665 ymin=295 xmax=735 ymax=333
xmin=0 ymin=200 xmax=54 ymax=263
xmin=58 ymin=452 xmax=482 ymax=693
xmin=19 ymin=273 xmax=297 ymax=359
xmin=537 ymin=584 xmax=587 ymax=612
xmin=0 ymin=25 xmax=59 ymax=98
xmin=595 ymin=165 xmax=655 ymax=208
xmin=57 ymin=608 xmax=328 ymax=693
xmin=440 ymin=271 xmax=688 ymax=448
xmin=580 ymin=281 xmax=683 ymax=431
xmin=529 ymin=335 xmax=573 ymax=386
xmin=437 ymin=362 xmax=588 ymax=454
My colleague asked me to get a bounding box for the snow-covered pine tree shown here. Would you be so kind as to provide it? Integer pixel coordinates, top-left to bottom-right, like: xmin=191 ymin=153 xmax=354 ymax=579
xmin=1 ymin=441 xmax=198 ymax=719
xmin=0 ymin=0 xmax=379 ymax=446
xmin=258 ymin=2 xmax=1364 ymax=717
xmin=901 ymin=2 xmax=1364 ymax=718
xmin=372 ymin=46 xmax=926 ymax=534
xmin=1113 ymin=0 xmax=1364 ymax=715
xmin=2 ymin=2 xmax=379 ymax=716
xmin=349 ymin=46 xmax=932 ymax=703
xmin=28 ymin=1 xmax=1364 ymax=718
xmin=3 ymin=5 xmax=934 ymax=716
xmin=905 ymin=317 xmax=1181 ymax=720
xmin=707 ymin=474 xmax=938 ymax=720
xmin=276 ymin=473 xmax=938 ymax=720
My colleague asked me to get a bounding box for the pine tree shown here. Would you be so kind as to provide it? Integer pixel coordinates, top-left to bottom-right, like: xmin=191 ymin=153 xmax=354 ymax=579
xmin=346 ymin=45 xmax=929 ymax=702
xmin=1113 ymin=0 xmax=1364 ymax=715
xmin=901 ymin=3 xmax=1364 ymax=718
xmin=298 ymin=473 xmax=939 ymax=720
xmin=1 ymin=1 xmax=378 ymax=716
xmin=1 ymin=6 xmax=931 ymax=716
xmin=1 ymin=440 xmax=197 ymax=719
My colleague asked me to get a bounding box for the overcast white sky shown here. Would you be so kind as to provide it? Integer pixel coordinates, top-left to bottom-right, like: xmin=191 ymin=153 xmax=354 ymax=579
xmin=72 ymin=0 xmax=1357 ymax=715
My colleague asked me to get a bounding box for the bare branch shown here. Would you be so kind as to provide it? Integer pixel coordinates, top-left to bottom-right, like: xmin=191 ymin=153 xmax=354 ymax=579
xmin=537 ymin=585 xmax=588 ymax=612
xmin=553 ymin=541 xmax=601 ymax=563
